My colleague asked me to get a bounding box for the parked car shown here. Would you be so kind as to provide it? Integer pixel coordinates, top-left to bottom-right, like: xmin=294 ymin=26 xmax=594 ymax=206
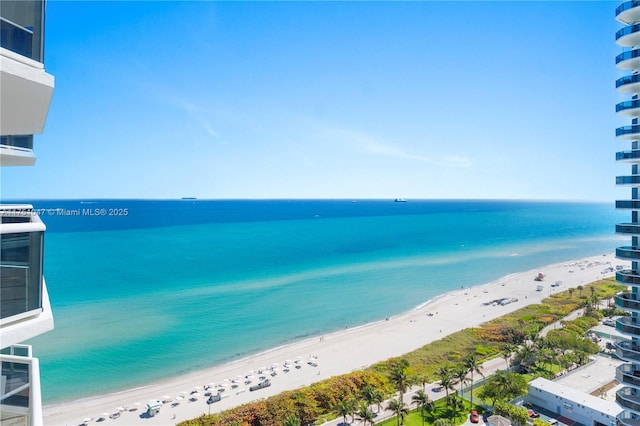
xmin=528 ymin=410 xmax=540 ymax=418
xmin=470 ymin=410 xmax=479 ymax=423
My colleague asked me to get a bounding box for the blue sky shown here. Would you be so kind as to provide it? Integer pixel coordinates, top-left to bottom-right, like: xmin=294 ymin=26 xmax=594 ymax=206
xmin=1 ymin=1 xmax=628 ymax=200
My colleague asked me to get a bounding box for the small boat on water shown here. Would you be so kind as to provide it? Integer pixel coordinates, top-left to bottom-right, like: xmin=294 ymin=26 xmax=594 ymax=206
xmin=394 ymin=198 xmax=408 ymax=203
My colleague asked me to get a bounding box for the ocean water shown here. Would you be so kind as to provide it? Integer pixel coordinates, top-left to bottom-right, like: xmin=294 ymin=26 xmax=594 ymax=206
xmin=20 ymin=199 xmax=625 ymax=404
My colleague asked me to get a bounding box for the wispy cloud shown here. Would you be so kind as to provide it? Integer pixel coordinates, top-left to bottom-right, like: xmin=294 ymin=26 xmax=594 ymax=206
xmin=316 ymin=124 xmax=471 ymax=168
xmin=129 ymin=61 xmax=221 ymax=142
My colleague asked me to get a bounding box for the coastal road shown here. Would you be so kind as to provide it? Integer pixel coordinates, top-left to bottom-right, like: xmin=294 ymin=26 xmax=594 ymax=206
xmin=320 ymin=357 xmax=506 ymax=425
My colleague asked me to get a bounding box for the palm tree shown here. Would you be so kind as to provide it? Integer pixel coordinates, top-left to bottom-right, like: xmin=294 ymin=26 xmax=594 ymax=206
xmin=577 ymin=285 xmax=584 ymax=297
xmin=356 ymin=403 xmax=375 ymax=426
xmin=514 ymin=342 xmax=537 ymax=372
xmin=411 ymin=390 xmax=430 ymax=426
xmin=424 ymin=398 xmax=436 ymax=422
xmin=447 ymin=394 xmax=464 ymax=419
xmin=501 ymin=343 xmax=514 ymax=368
xmin=371 ymin=388 xmax=385 ymax=413
xmin=386 ymin=398 xmax=409 ymax=426
xmin=361 ymin=385 xmax=376 ymax=410
xmin=464 ymin=354 xmax=484 ymax=409
xmin=334 ymin=398 xmax=355 ymax=426
xmin=454 ymin=364 xmax=469 ymax=393
xmin=568 ymin=287 xmax=575 ymax=299
xmin=389 ymin=365 xmax=412 ymax=403
xmin=416 ymin=371 xmax=430 ymax=392
xmin=437 ymin=365 xmax=455 ymax=403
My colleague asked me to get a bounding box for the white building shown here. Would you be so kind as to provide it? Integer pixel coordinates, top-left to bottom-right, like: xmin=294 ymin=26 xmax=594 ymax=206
xmin=0 ymin=1 xmax=55 ymax=425
xmin=527 ymin=378 xmax=621 ymax=426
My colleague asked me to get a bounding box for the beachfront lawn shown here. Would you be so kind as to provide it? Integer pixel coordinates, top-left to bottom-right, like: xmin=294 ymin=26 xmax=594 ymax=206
xmin=376 ymin=398 xmax=483 ymax=426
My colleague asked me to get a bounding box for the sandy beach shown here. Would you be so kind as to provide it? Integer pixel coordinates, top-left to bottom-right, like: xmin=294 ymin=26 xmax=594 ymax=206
xmin=43 ymin=253 xmax=626 ymax=426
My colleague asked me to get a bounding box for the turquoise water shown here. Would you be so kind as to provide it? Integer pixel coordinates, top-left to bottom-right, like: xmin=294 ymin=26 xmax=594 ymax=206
xmin=24 ymin=200 xmax=625 ymax=404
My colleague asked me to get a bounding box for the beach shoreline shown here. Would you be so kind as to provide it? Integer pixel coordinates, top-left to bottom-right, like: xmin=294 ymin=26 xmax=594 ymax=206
xmin=43 ymin=253 xmax=626 ymax=426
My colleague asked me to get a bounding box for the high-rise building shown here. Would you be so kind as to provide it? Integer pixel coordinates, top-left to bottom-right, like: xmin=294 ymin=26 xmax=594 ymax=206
xmin=0 ymin=1 xmax=55 ymax=424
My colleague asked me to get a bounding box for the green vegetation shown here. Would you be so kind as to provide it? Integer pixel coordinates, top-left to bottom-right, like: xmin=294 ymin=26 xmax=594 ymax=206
xmin=178 ymin=278 xmax=624 ymax=426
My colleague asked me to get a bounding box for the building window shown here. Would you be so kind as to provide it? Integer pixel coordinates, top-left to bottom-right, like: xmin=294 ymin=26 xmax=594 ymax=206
xmin=0 ymin=135 xmax=34 ymax=150
xmin=0 ymin=231 xmax=43 ymax=320
xmin=0 ymin=0 xmax=44 ymax=62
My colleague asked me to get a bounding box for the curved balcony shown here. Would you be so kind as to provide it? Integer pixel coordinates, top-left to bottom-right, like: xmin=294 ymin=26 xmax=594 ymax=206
xmin=618 ymin=387 xmax=640 ymax=415
xmin=618 ymin=364 xmax=640 ymax=390
xmin=616 ymin=339 xmax=640 ymax=363
xmin=616 ymin=49 xmax=640 ymax=70
xmin=617 ymin=224 xmax=640 ymax=236
xmin=617 ymin=125 xmax=640 ymax=139
xmin=618 ymin=176 xmax=640 ymax=186
xmin=618 ymin=316 xmax=640 ymax=337
xmin=617 ymin=74 xmax=640 ymax=94
xmin=618 ymin=270 xmax=640 ymax=285
xmin=617 ymin=1 xmax=640 ymax=24
xmin=617 ymin=293 xmax=640 ymax=313
xmin=618 ymin=247 xmax=640 ymax=261
xmin=618 ymin=150 xmax=640 ymax=162
xmin=618 ymin=410 xmax=640 ymax=426
xmin=616 ymin=74 xmax=640 ymax=94
xmin=617 ymin=201 xmax=640 ymax=210
xmin=618 ymin=24 xmax=640 ymax=47
xmin=618 ymin=100 xmax=640 ymax=117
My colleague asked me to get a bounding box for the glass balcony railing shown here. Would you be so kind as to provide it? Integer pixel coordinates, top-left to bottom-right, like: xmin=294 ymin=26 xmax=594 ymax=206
xmin=617 ymin=74 xmax=640 ymax=89
xmin=618 ymin=387 xmax=640 ymax=414
xmin=0 ymin=136 xmax=33 ymax=151
xmin=618 ymin=410 xmax=640 ymax=426
xmin=0 ymin=346 xmax=40 ymax=426
xmin=618 ymin=247 xmax=640 ymax=260
xmin=617 ymin=24 xmax=640 ymax=41
xmin=617 ymin=0 xmax=640 ymax=16
xmin=617 ymin=224 xmax=640 ymax=235
xmin=618 ymin=316 xmax=640 ymax=337
xmin=0 ymin=206 xmax=45 ymax=323
xmin=617 ymin=339 xmax=640 ymax=363
xmin=616 ymin=49 xmax=640 ymax=65
xmin=618 ymin=364 xmax=640 ymax=389
xmin=618 ymin=100 xmax=640 ymax=114
xmin=0 ymin=1 xmax=44 ymax=63
xmin=617 ymin=292 xmax=640 ymax=311
xmin=618 ymin=176 xmax=640 ymax=185
xmin=617 ymin=201 xmax=640 ymax=209
xmin=617 ymin=125 xmax=640 ymax=137
xmin=618 ymin=150 xmax=640 ymax=161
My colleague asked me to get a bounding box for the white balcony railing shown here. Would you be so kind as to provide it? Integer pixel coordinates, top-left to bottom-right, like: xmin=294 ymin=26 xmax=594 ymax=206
xmin=0 ymin=345 xmax=42 ymax=426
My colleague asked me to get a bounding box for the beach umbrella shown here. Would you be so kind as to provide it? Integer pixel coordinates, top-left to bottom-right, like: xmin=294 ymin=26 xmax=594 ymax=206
xmin=180 ymin=390 xmax=189 ymax=395
xmin=133 ymin=402 xmax=141 ymax=408
xmin=115 ymin=407 xmax=125 ymax=412
xmin=175 ymin=396 xmax=183 ymax=401
xmin=83 ymin=417 xmax=92 ymax=424
xmin=162 ymin=395 xmax=171 ymax=402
